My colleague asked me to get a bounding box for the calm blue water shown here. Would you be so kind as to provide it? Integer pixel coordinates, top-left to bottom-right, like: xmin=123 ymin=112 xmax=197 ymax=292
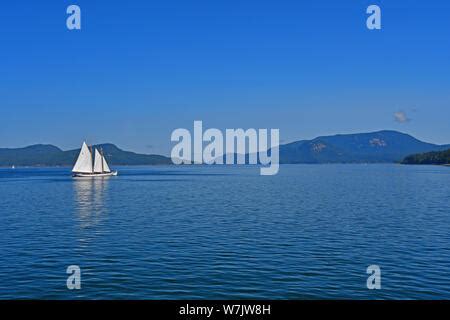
xmin=0 ymin=164 xmax=449 ymax=299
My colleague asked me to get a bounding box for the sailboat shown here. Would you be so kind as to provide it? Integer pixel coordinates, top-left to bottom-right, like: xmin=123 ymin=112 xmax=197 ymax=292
xmin=72 ymin=142 xmax=118 ymax=177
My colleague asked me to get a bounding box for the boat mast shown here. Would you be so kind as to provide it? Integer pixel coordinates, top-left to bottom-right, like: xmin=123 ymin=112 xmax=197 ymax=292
xmin=101 ymin=148 xmax=104 ymax=173
xmin=89 ymin=144 xmax=94 ymax=173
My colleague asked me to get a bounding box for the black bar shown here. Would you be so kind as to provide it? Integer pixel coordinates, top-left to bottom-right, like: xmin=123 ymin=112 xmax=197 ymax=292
xmin=1 ymin=300 xmax=449 ymax=318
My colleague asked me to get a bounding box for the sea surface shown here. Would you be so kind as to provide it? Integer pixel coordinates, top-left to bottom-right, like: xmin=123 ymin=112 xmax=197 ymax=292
xmin=0 ymin=164 xmax=449 ymax=299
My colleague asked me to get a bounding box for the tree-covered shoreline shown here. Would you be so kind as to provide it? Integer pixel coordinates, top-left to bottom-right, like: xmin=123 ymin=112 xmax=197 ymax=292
xmin=402 ymin=149 xmax=450 ymax=165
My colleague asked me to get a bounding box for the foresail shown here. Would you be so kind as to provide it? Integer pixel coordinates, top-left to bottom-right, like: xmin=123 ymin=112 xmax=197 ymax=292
xmin=72 ymin=142 xmax=93 ymax=173
xmin=93 ymin=149 xmax=103 ymax=173
xmin=102 ymin=154 xmax=111 ymax=173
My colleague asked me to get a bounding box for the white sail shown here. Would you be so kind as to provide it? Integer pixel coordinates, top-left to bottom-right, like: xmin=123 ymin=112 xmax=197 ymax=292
xmin=102 ymin=154 xmax=111 ymax=173
xmin=93 ymin=149 xmax=103 ymax=173
xmin=72 ymin=142 xmax=93 ymax=173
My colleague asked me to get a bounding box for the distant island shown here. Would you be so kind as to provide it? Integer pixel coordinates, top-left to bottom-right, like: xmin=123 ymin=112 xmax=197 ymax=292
xmin=0 ymin=143 xmax=172 ymax=167
xmin=1 ymin=130 xmax=449 ymax=167
xmin=401 ymin=149 xmax=450 ymax=165
xmin=278 ymin=130 xmax=450 ymax=164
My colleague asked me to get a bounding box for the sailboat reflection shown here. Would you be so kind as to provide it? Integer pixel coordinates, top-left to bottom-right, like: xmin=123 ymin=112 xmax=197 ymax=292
xmin=73 ymin=177 xmax=110 ymax=228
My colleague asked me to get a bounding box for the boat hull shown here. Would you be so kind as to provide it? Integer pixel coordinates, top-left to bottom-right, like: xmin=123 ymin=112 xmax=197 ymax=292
xmin=73 ymin=171 xmax=118 ymax=177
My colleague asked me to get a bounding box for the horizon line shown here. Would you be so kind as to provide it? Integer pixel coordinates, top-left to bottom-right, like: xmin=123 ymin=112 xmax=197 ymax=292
xmin=1 ymin=129 xmax=449 ymax=156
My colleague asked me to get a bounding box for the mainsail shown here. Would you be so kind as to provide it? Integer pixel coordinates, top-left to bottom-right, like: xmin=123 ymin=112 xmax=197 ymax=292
xmin=93 ymin=149 xmax=103 ymax=173
xmin=72 ymin=142 xmax=93 ymax=173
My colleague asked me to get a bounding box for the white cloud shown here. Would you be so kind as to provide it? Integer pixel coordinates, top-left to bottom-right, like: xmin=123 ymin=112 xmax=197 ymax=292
xmin=394 ymin=111 xmax=410 ymax=123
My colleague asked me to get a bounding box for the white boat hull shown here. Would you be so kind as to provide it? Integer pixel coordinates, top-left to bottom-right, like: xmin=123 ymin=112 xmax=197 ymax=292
xmin=73 ymin=171 xmax=118 ymax=177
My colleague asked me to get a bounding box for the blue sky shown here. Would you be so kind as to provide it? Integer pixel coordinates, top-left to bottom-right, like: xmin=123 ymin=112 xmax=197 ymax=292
xmin=0 ymin=0 xmax=449 ymax=155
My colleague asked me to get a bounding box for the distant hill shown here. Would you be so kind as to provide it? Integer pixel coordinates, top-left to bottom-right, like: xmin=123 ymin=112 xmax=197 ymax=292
xmin=279 ymin=131 xmax=450 ymax=163
xmin=401 ymin=149 xmax=450 ymax=165
xmin=0 ymin=143 xmax=172 ymax=167
xmin=220 ymin=130 xmax=450 ymax=164
xmin=1 ymin=131 xmax=449 ymax=167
